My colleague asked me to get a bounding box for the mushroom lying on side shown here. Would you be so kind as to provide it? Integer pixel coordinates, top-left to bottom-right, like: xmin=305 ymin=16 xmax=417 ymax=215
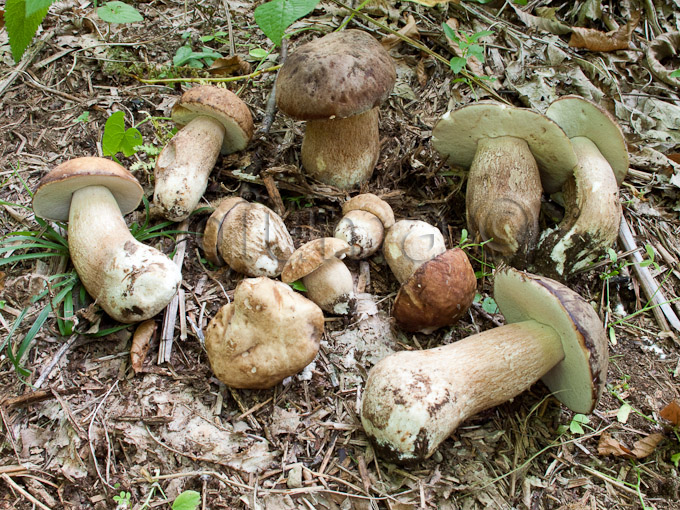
xmin=205 ymin=277 xmax=324 ymax=389
xmin=32 ymin=157 xmax=182 ymax=323
xmin=361 ymin=266 xmax=608 ymax=463
xmin=334 ymin=194 xmax=395 ymax=259
xmin=276 ymin=30 xmax=396 ymax=189
xmin=383 ymin=220 xmax=477 ymax=332
xmin=432 ymin=103 xmax=577 ymax=265
xmin=535 ymin=96 xmax=628 ymax=278
xmin=281 ymin=238 xmax=354 ymax=315
xmin=202 ymin=197 xmax=294 ymax=277
xmin=153 ymin=85 xmax=253 ymax=221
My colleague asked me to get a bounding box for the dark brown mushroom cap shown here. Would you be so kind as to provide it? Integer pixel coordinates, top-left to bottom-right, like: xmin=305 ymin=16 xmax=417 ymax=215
xmin=32 ymin=157 xmax=143 ymax=221
xmin=393 ymin=249 xmax=477 ymax=332
xmin=545 ymin=95 xmax=628 ymax=185
xmin=281 ymin=238 xmax=351 ymax=283
xmin=493 ymin=266 xmax=608 ymax=414
xmin=172 ymin=85 xmax=254 ymax=154
xmin=275 ymin=30 xmax=396 ymax=120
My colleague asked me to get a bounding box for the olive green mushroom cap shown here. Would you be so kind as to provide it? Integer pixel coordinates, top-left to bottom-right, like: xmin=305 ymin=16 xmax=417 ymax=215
xmin=275 ymin=30 xmax=396 ymax=121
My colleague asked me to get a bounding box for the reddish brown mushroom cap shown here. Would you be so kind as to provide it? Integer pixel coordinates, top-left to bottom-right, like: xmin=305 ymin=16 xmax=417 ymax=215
xmin=393 ymin=249 xmax=477 ymax=332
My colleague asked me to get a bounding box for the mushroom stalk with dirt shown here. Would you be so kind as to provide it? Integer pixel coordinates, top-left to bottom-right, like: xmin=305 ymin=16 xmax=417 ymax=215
xmin=153 ymin=85 xmax=253 ymax=222
xmin=334 ymin=193 xmax=395 ymax=259
xmin=361 ymin=266 xmax=608 ymax=463
xmin=32 ymin=157 xmax=182 ymax=323
xmin=535 ymin=96 xmax=628 ymax=278
xmin=432 ymin=103 xmax=577 ymax=265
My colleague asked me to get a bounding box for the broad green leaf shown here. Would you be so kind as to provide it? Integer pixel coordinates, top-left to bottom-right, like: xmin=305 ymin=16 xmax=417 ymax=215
xmin=672 ymin=452 xmax=680 ymax=467
xmin=97 ymin=2 xmax=143 ymax=24
xmin=441 ymin=22 xmax=459 ymax=44
xmin=249 ymin=47 xmax=269 ymax=59
xmin=76 ymin=111 xmax=90 ymax=122
xmin=254 ymin=0 xmax=320 ymax=46
xmin=671 ymin=70 xmax=680 ymax=78
xmin=6 ymin=0 xmax=51 ymax=62
xmin=467 ymin=44 xmax=485 ymax=63
xmin=449 ymin=57 xmax=466 ymax=74
xmin=102 ymin=111 xmax=126 ymax=157
xmin=616 ymin=403 xmax=632 ymax=423
xmin=481 ymin=296 xmax=498 ymax=314
xmin=25 ymin=0 xmax=53 ymax=17
xmin=469 ymin=30 xmax=494 ymax=42
xmin=121 ymin=128 xmax=143 ymax=157
xmin=173 ymin=490 xmax=201 ymax=510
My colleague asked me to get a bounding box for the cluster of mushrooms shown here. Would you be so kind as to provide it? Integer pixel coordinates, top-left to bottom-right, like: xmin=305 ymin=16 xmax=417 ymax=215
xmin=30 ymin=29 xmax=628 ymax=464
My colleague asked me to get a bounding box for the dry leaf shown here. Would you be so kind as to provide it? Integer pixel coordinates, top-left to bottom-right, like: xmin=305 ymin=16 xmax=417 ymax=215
xmin=668 ymin=154 xmax=680 ymax=165
xmin=512 ymin=4 xmax=572 ymax=35
xmin=208 ymin=55 xmax=251 ymax=77
xmin=569 ymin=11 xmax=640 ymax=52
xmin=416 ymin=58 xmax=428 ymax=87
xmin=130 ymin=320 xmax=156 ymax=373
xmin=0 ymin=10 xmax=4 ymax=30
xmin=646 ymin=31 xmax=680 ymax=88
xmin=661 ymin=399 xmax=680 ymax=425
xmin=631 ymin=433 xmax=664 ymax=458
xmin=381 ymin=15 xmax=419 ymax=51
xmin=597 ymin=432 xmax=634 ymax=458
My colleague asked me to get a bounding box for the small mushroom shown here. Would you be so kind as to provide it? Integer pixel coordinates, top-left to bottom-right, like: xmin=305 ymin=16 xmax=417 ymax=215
xmin=361 ymin=266 xmax=608 ymax=462
xmin=276 ymin=30 xmax=396 ymax=188
xmin=205 ymin=277 xmax=324 ymax=389
xmin=536 ymin=96 xmax=628 ymax=278
xmin=432 ymin=102 xmax=577 ymax=264
xmin=334 ymin=193 xmax=395 ymax=259
xmin=383 ymin=220 xmax=477 ymax=332
xmin=153 ymin=85 xmax=253 ymax=221
xmin=32 ymin=157 xmax=181 ymax=323
xmin=203 ymin=197 xmax=294 ymax=277
xmin=281 ymin=238 xmax=354 ymax=315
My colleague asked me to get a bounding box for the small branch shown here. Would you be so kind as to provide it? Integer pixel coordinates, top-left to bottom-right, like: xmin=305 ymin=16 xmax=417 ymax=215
xmin=133 ymin=65 xmax=281 ymax=85
xmin=34 ymin=335 xmax=82 ymax=389
xmin=258 ymin=39 xmax=288 ymax=137
xmin=1 ymin=474 xmax=53 ymax=510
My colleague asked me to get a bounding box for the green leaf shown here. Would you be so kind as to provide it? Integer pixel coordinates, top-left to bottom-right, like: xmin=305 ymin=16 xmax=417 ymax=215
xmin=172 ymin=490 xmax=201 ymax=510
xmin=289 ymin=280 xmax=307 ymax=292
xmin=254 ymin=0 xmax=320 ymax=46
xmin=616 ymin=403 xmax=632 ymax=423
xmin=76 ymin=111 xmax=90 ymax=123
xmin=6 ymin=0 xmax=51 ymax=63
xmin=121 ymin=128 xmax=143 ymax=157
xmin=25 ymin=0 xmax=53 ymax=17
xmin=97 ymin=2 xmax=143 ymax=24
xmin=249 ymin=47 xmax=269 ymax=59
xmin=102 ymin=111 xmax=126 ymax=157
xmin=441 ymin=23 xmax=459 ymax=44
xmin=449 ymin=57 xmax=467 ymax=74
xmin=469 ymin=30 xmax=494 ymax=42
xmin=672 ymin=452 xmax=680 ymax=467
xmin=607 ymin=247 xmax=617 ymax=263
xmin=569 ymin=414 xmax=589 ymax=434
xmin=481 ymin=296 xmax=498 ymax=314
xmin=467 ymin=44 xmax=485 ymax=63
xmin=671 ymin=70 xmax=680 ymax=78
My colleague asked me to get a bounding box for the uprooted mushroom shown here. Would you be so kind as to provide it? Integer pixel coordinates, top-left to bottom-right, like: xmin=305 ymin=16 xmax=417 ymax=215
xmin=535 ymin=96 xmax=629 ymax=278
xmin=361 ymin=266 xmax=608 ymax=463
xmin=334 ymin=193 xmax=395 ymax=259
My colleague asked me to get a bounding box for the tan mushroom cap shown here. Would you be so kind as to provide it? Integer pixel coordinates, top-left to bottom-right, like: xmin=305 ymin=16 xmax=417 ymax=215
xmin=544 ymin=95 xmax=628 ymax=185
xmin=393 ymin=249 xmax=477 ymax=332
xmin=494 ymin=266 xmax=608 ymax=413
xmin=171 ymin=85 xmax=254 ymax=154
xmin=432 ymin=102 xmax=578 ymax=193
xmin=205 ymin=277 xmax=324 ymax=389
xmin=202 ymin=197 xmax=248 ymax=266
xmin=276 ymin=30 xmax=396 ymax=120
xmin=281 ymin=238 xmax=351 ymax=283
xmin=342 ymin=193 xmax=395 ymax=229
xmin=32 ymin=157 xmax=143 ymax=221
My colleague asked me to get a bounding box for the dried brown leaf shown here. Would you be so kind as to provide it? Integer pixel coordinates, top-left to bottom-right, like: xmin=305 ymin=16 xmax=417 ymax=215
xmin=512 ymin=4 xmax=572 ymax=35
xmin=381 ymin=15 xmax=420 ymax=51
xmin=597 ymin=432 xmax=634 ymax=458
xmin=0 ymin=10 xmax=4 ymax=30
xmin=631 ymin=433 xmax=664 ymax=458
xmin=131 ymin=320 xmax=156 ymax=373
xmin=661 ymin=399 xmax=680 ymax=425
xmin=569 ymin=11 xmax=640 ymax=52
xmin=668 ymin=154 xmax=680 ymax=165
xmin=208 ymin=55 xmax=251 ymax=77
xmin=416 ymin=58 xmax=428 ymax=87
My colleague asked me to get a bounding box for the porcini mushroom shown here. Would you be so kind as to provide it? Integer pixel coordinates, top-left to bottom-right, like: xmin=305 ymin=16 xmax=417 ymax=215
xmin=334 ymin=193 xmax=395 ymax=259
xmin=281 ymin=238 xmax=354 ymax=315
xmin=276 ymin=30 xmax=396 ymax=188
xmin=202 ymin=197 xmax=294 ymax=277
xmin=383 ymin=220 xmax=477 ymax=332
xmin=361 ymin=266 xmax=608 ymax=462
xmin=536 ymin=96 xmax=628 ymax=278
xmin=32 ymin=157 xmax=182 ymax=323
xmin=153 ymin=85 xmax=253 ymax=221
xmin=205 ymin=277 xmax=324 ymax=389
xmin=432 ymin=103 xmax=577 ymax=264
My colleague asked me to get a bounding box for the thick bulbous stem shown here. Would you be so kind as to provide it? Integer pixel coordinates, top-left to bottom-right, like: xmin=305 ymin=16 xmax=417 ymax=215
xmin=466 ymin=136 xmax=542 ymax=263
xmin=153 ymin=115 xmax=226 ymax=221
xmin=301 ymin=108 xmax=380 ymax=189
xmin=361 ymin=320 xmax=564 ymax=462
xmin=69 ymin=186 xmax=181 ymax=323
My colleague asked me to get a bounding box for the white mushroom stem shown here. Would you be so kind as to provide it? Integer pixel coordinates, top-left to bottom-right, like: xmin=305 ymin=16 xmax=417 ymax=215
xmin=466 ymin=136 xmax=542 ymax=258
xmin=301 ymin=108 xmax=380 ymax=189
xmin=361 ymin=320 xmax=564 ymax=462
xmin=153 ymin=116 xmax=226 ymax=221
xmin=69 ymin=186 xmax=181 ymax=323
xmin=303 ymin=257 xmax=354 ymax=315
xmin=537 ymin=136 xmax=622 ymax=277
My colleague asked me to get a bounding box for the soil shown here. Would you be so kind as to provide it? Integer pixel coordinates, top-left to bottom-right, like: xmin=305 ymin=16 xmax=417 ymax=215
xmin=1 ymin=1 xmax=680 ymax=509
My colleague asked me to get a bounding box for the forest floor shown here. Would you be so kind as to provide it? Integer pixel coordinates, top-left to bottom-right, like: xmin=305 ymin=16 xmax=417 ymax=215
xmin=1 ymin=0 xmax=680 ymax=509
